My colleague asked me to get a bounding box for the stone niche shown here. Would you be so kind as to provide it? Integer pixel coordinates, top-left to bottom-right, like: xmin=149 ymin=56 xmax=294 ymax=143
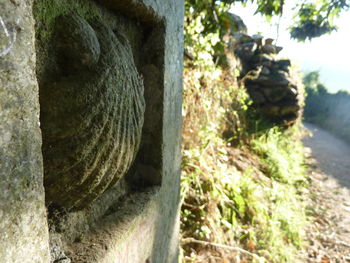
xmin=33 ymin=0 xmax=182 ymax=262
xmin=40 ymin=12 xmax=147 ymax=209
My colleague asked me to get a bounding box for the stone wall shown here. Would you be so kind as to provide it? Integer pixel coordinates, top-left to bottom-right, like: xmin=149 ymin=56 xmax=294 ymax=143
xmin=0 ymin=0 xmax=183 ymax=262
xmin=233 ymin=31 xmax=304 ymax=125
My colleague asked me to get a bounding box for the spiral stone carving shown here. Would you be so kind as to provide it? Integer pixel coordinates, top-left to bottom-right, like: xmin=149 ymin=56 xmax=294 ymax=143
xmin=39 ymin=14 xmax=145 ymax=209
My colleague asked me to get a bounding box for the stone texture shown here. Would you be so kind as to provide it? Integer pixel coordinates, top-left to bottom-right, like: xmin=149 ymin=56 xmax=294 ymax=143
xmin=235 ymin=41 xmax=257 ymax=61
xmin=96 ymin=2 xmax=184 ymax=263
xmin=262 ymin=86 xmax=288 ymax=103
xmin=248 ymin=89 xmax=266 ymax=105
xmin=233 ymin=29 xmax=304 ymax=125
xmin=40 ymin=13 xmax=145 ymax=209
xmin=261 ymin=43 xmax=283 ymax=54
xmin=49 ymin=232 xmax=71 ymax=263
xmin=1 ymin=0 xmax=183 ymax=262
xmin=223 ymin=12 xmax=247 ymax=33
xmin=54 ymin=14 xmax=101 ymax=70
xmin=0 ymin=0 xmax=50 ymax=262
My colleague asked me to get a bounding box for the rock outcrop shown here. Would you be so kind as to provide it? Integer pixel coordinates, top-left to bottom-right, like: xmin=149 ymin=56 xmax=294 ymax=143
xmin=234 ymin=33 xmax=303 ymax=125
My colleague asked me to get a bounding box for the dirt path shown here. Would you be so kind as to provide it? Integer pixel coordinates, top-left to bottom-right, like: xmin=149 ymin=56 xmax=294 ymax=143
xmin=302 ymin=122 xmax=350 ymax=262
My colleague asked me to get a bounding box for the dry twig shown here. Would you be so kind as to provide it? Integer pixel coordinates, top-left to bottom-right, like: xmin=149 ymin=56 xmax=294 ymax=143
xmin=181 ymin=237 xmax=266 ymax=262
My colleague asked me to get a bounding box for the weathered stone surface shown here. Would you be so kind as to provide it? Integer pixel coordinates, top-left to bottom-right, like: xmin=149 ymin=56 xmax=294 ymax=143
xmin=233 ymin=26 xmax=304 ymax=125
xmin=249 ymin=53 xmax=274 ymax=63
xmin=0 ymin=0 xmax=50 ymax=262
xmin=285 ymin=85 xmax=299 ymax=98
xmin=260 ymin=66 xmax=271 ymax=75
xmin=252 ymin=34 xmax=264 ymax=45
xmin=235 ymin=41 xmax=257 ymax=60
xmin=49 ymin=232 xmax=71 ymax=263
xmin=40 ymin=13 xmax=145 ymax=209
xmin=224 ymin=12 xmax=247 ymax=33
xmin=261 ymin=43 xmax=283 ymax=54
xmin=262 ymin=105 xmax=280 ymax=116
xmin=264 ymin=38 xmax=274 ymax=45
xmin=280 ymin=104 xmax=300 ymax=116
xmin=262 ymin=87 xmax=288 ymax=103
xmin=55 ymin=14 xmax=101 ymax=70
xmin=277 ymin=59 xmax=291 ymax=69
xmin=253 ymin=60 xmax=273 ymax=68
xmin=261 ymin=44 xmax=275 ymax=54
xmin=249 ymin=90 xmax=266 ymax=105
xmin=254 ymin=70 xmax=290 ymax=86
xmin=1 ymin=0 xmax=183 ymax=262
xmin=232 ymin=32 xmax=254 ymax=43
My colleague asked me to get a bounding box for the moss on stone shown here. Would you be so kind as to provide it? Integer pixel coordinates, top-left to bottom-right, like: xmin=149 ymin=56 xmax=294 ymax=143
xmin=33 ymin=0 xmax=103 ymax=40
xmin=36 ymin=6 xmax=146 ymax=209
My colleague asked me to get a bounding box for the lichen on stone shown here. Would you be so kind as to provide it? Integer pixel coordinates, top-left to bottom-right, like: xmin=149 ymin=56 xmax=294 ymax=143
xmin=39 ymin=13 xmax=145 ymax=209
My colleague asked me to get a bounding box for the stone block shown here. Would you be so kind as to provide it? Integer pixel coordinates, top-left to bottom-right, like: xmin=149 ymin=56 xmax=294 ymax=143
xmin=0 ymin=0 xmax=184 ymax=262
xmin=40 ymin=13 xmax=145 ymax=209
xmin=0 ymin=0 xmax=50 ymax=262
xmin=262 ymin=87 xmax=288 ymax=103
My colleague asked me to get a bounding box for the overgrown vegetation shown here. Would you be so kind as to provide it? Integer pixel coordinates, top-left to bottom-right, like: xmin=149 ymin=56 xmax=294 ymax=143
xmin=181 ymin=60 xmax=308 ymax=261
xmin=185 ymin=0 xmax=349 ymax=51
xmin=180 ymin=1 xmax=311 ymax=262
xmin=304 ymin=71 xmax=350 ymax=143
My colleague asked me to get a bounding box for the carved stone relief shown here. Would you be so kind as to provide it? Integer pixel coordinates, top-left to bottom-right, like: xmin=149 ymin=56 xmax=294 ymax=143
xmin=39 ymin=14 xmax=145 ymax=209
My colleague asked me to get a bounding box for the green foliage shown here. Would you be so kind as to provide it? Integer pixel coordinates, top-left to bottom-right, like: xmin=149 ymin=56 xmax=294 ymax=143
xmin=303 ymin=71 xmax=330 ymax=119
xmin=290 ymin=0 xmax=349 ymax=41
xmin=184 ymin=0 xmax=231 ymax=68
xmin=184 ymin=0 xmax=349 ymax=57
xmin=253 ymin=0 xmax=284 ymax=17
xmin=303 ymin=71 xmax=350 ymax=143
xmin=303 ymin=71 xmax=320 ymax=91
xmin=184 ymin=14 xmax=221 ymax=68
xmin=181 ymin=110 xmax=308 ymax=262
xmin=251 ymin=127 xmax=306 ymax=185
xmin=185 ymin=0 xmax=233 ymax=36
xmin=181 ymin=62 xmax=308 ymax=262
xmin=181 ymin=1 xmax=324 ymax=261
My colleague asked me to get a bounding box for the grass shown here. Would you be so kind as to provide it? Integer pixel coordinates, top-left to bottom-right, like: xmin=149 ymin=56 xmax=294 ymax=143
xmin=180 ymin=67 xmax=308 ymax=262
xmin=251 ymin=127 xmax=307 ymax=185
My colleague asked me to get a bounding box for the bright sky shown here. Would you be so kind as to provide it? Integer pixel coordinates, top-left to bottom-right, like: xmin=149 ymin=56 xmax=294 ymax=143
xmin=230 ymin=3 xmax=350 ymax=93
